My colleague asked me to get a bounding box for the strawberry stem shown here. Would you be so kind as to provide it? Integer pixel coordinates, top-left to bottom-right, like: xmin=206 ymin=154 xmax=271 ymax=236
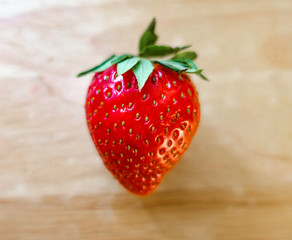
xmin=77 ymin=18 xmax=208 ymax=88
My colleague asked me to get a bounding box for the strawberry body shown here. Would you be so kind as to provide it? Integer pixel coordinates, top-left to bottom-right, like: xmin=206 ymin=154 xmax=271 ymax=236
xmin=85 ymin=64 xmax=200 ymax=195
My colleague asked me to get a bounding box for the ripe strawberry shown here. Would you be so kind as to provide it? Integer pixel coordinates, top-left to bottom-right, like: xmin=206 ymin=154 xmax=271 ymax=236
xmin=78 ymin=18 xmax=207 ymax=195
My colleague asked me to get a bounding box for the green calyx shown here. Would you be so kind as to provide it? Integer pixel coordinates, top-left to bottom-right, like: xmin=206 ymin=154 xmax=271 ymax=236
xmin=77 ymin=18 xmax=208 ymax=90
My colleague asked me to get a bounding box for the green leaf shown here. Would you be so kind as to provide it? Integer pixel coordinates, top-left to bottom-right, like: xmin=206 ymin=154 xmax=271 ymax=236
xmin=189 ymin=69 xmax=202 ymax=74
xmin=172 ymin=51 xmax=197 ymax=60
xmin=179 ymin=45 xmax=192 ymax=50
xmin=111 ymin=54 xmax=132 ymax=65
xmin=173 ymin=58 xmax=198 ymax=72
xmin=77 ymin=55 xmax=117 ymax=77
xmin=187 ymin=69 xmax=201 ymax=74
xmin=140 ymin=45 xmax=191 ymax=58
xmin=156 ymin=60 xmax=189 ymax=73
xmin=139 ymin=18 xmax=158 ymax=53
xmin=132 ymin=59 xmax=154 ymax=90
xmin=117 ymin=57 xmax=140 ymax=75
xmin=197 ymin=72 xmax=209 ymax=81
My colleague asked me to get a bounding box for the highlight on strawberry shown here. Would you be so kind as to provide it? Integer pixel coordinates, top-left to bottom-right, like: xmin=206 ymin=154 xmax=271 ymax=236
xmin=78 ymin=18 xmax=207 ymax=195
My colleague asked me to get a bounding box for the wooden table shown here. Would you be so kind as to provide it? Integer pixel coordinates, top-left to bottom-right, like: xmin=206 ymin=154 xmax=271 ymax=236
xmin=1 ymin=0 xmax=292 ymax=239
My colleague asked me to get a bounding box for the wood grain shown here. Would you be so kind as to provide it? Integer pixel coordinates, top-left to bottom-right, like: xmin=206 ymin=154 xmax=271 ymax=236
xmin=0 ymin=0 xmax=291 ymax=239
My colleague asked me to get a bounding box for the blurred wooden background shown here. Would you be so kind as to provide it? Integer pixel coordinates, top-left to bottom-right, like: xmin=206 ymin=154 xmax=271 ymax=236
xmin=0 ymin=0 xmax=291 ymax=239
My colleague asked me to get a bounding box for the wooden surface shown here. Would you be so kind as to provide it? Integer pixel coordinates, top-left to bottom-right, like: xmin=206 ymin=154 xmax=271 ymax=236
xmin=1 ymin=0 xmax=292 ymax=239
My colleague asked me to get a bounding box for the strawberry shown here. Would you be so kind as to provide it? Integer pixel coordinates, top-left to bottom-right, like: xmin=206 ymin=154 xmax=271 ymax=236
xmin=78 ymin=18 xmax=207 ymax=195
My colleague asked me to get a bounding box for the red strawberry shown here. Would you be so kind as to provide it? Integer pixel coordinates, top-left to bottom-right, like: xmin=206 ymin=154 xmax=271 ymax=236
xmin=78 ymin=18 xmax=207 ymax=195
